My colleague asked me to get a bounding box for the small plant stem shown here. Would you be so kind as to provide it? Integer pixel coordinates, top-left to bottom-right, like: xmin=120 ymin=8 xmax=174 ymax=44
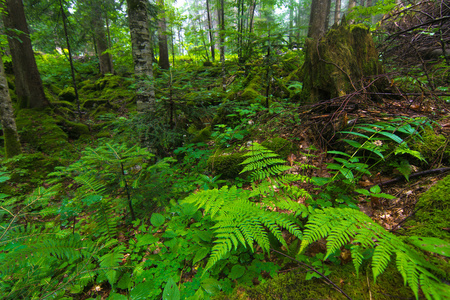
xmin=120 ymin=161 xmax=135 ymax=221
xmin=270 ymin=248 xmax=353 ymax=300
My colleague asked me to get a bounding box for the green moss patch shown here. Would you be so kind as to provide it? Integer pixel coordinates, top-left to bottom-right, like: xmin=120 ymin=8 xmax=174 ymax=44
xmin=15 ymin=109 xmax=73 ymax=155
xmin=261 ymin=137 xmax=298 ymax=159
xmin=208 ymin=150 xmax=246 ymax=179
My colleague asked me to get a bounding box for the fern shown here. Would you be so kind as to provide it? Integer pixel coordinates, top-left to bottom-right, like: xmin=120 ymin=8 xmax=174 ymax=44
xmin=184 ymin=143 xmax=311 ymax=272
xmin=300 ymin=207 xmax=450 ymax=300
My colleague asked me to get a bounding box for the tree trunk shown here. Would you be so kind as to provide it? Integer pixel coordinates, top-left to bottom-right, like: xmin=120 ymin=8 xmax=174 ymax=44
xmin=2 ymin=0 xmax=49 ymax=109
xmin=157 ymin=0 xmax=170 ymax=69
xmin=92 ymin=0 xmax=114 ymax=74
xmin=127 ymin=0 xmax=156 ymax=112
xmin=335 ymin=0 xmax=341 ymax=24
xmin=218 ymin=0 xmax=226 ymax=91
xmin=308 ymin=0 xmax=329 ymax=40
xmin=206 ymin=0 xmax=215 ymax=61
xmin=0 ymin=55 xmax=21 ymax=158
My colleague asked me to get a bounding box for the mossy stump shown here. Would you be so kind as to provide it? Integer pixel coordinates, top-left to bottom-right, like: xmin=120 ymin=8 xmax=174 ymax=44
xmin=300 ymin=22 xmax=384 ymax=103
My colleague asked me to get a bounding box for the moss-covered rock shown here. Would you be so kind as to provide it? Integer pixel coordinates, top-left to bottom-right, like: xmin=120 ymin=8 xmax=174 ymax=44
xmin=404 ymin=174 xmax=450 ymax=242
xmin=410 ymin=128 xmax=450 ymax=165
xmin=191 ymin=126 xmax=212 ymax=143
xmin=15 ymin=109 xmax=72 ymax=155
xmin=94 ymin=75 xmax=122 ymax=90
xmin=82 ymin=99 xmax=108 ymax=109
xmin=261 ymin=137 xmax=298 ymax=159
xmin=55 ymin=116 xmax=90 ymax=139
xmin=208 ymin=150 xmax=246 ymax=179
xmin=240 ymin=75 xmax=263 ymax=102
xmin=58 ymin=86 xmax=76 ymax=102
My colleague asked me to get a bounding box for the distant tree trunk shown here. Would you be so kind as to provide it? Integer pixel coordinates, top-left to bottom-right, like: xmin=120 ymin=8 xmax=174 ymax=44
xmin=218 ymin=0 xmax=226 ymax=91
xmin=92 ymin=0 xmax=114 ymax=74
xmin=206 ymin=0 xmax=215 ymax=61
xmin=127 ymin=0 xmax=156 ymax=112
xmin=2 ymin=0 xmax=49 ymax=109
xmin=157 ymin=0 xmax=170 ymax=69
xmin=59 ymin=0 xmax=82 ymax=120
xmin=0 ymin=55 xmax=21 ymax=158
xmin=335 ymin=0 xmax=341 ymax=24
xmin=347 ymin=0 xmax=356 ymax=23
xmin=308 ymin=0 xmax=330 ymax=40
xmin=289 ymin=0 xmax=294 ymax=45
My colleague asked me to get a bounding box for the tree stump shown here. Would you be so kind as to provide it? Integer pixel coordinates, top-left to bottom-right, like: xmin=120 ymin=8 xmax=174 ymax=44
xmin=300 ymin=21 xmax=384 ymax=103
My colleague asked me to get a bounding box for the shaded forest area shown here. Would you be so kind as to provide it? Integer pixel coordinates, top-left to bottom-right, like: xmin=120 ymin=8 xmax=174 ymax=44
xmin=0 ymin=0 xmax=449 ymax=299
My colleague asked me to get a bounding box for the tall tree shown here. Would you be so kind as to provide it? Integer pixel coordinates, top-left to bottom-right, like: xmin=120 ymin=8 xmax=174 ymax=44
xmin=206 ymin=0 xmax=215 ymax=61
xmin=90 ymin=0 xmax=114 ymax=74
xmin=335 ymin=0 xmax=341 ymax=24
xmin=218 ymin=0 xmax=225 ymax=91
xmin=157 ymin=0 xmax=170 ymax=69
xmin=127 ymin=0 xmax=156 ymax=112
xmin=0 ymin=55 xmax=21 ymax=158
xmin=2 ymin=0 xmax=49 ymax=109
xmin=308 ymin=0 xmax=331 ymax=40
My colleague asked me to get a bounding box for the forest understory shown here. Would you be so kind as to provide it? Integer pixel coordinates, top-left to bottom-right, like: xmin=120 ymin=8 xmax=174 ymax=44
xmin=1 ymin=1 xmax=450 ymax=299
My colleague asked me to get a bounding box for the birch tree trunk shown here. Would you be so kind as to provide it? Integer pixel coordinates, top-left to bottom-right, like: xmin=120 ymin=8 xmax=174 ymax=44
xmin=2 ymin=0 xmax=49 ymax=109
xmin=127 ymin=0 xmax=156 ymax=112
xmin=0 ymin=55 xmax=21 ymax=158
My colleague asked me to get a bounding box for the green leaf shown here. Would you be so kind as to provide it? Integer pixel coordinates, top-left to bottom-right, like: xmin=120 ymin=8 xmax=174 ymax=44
xmin=355 ymin=189 xmax=370 ymax=196
xmin=341 ymin=139 xmax=362 ymax=149
xmin=193 ymin=247 xmax=210 ymax=265
xmin=339 ymin=131 xmax=370 ymax=139
xmin=327 ymin=150 xmax=351 ymax=157
xmin=107 ymin=292 xmax=128 ymax=300
xmin=151 ymin=213 xmax=165 ymax=227
xmin=82 ymin=194 xmax=102 ymax=205
xmin=229 ymin=265 xmax=246 ymax=280
xmin=377 ymin=131 xmax=403 ymax=143
xmin=312 ymin=177 xmax=332 ymax=186
xmin=370 ymin=185 xmax=381 ymax=194
xmin=407 ymin=236 xmax=450 ymax=257
xmin=130 ymin=281 xmax=153 ymax=299
xmin=201 ymin=278 xmax=221 ymax=295
xmin=163 ymin=278 xmax=180 ymax=300
xmin=136 ymin=234 xmax=158 ymax=247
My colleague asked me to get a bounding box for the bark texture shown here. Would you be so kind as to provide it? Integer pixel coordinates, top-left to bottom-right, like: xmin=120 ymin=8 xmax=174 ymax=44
xmin=157 ymin=0 xmax=170 ymax=69
xmin=301 ymin=22 xmax=384 ymax=103
xmin=0 ymin=55 xmax=22 ymax=158
xmin=308 ymin=0 xmax=330 ymax=40
xmin=3 ymin=0 xmax=49 ymax=109
xmin=127 ymin=0 xmax=155 ymax=112
xmin=92 ymin=1 xmax=114 ymax=74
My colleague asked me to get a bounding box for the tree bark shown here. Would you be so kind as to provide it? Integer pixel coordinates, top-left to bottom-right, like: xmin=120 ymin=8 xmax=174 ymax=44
xmin=218 ymin=0 xmax=226 ymax=91
xmin=335 ymin=0 xmax=341 ymax=24
xmin=157 ymin=0 xmax=170 ymax=69
xmin=0 ymin=55 xmax=22 ymax=158
xmin=91 ymin=0 xmax=114 ymax=74
xmin=2 ymin=0 xmax=49 ymax=109
xmin=127 ymin=0 xmax=156 ymax=112
xmin=206 ymin=0 xmax=215 ymax=61
xmin=308 ymin=0 xmax=330 ymax=40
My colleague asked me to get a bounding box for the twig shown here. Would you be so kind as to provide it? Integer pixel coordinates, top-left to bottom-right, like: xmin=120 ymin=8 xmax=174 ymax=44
xmin=270 ymin=248 xmax=353 ymax=300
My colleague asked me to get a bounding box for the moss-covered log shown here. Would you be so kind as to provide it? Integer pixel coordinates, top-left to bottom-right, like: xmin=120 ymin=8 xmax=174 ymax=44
xmin=300 ymin=21 xmax=384 ymax=103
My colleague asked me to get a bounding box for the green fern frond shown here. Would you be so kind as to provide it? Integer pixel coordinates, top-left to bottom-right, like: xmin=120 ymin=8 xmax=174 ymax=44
xmin=301 ymin=207 xmax=450 ymax=300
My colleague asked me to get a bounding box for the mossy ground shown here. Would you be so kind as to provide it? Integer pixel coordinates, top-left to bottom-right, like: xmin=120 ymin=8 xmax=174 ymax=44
xmin=227 ymin=263 xmax=415 ymax=300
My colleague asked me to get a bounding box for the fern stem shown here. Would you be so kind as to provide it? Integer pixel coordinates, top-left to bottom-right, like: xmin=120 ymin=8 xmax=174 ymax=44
xmin=270 ymin=248 xmax=353 ymax=300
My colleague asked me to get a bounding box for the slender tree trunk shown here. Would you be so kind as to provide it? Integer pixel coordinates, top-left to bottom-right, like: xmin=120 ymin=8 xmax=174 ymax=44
xmin=157 ymin=0 xmax=170 ymax=69
xmin=92 ymin=1 xmax=113 ymax=74
xmin=335 ymin=0 xmax=341 ymax=24
xmin=59 ymin=0 xmax=82 ymax=120
xmin=218 ymin=0 xmax=225 ymax=91
xmin=2 ymin=0 xmax=49 ymax=109
xmin=0 ymin=55 xmax=21 ymax=158
xmin=206 ymin=0 xmax=215 ymax=61
xmin=289 ymin=0 xmax=294 ymax=46
xmin=127 ymin=0 xmax=156 ymax=112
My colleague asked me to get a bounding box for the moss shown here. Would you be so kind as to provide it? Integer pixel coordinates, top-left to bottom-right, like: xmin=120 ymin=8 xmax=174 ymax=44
xmin=261 ymin=137 xmax=298 ymax=159
xmin=208 ymin=150 xmax=246 ymax=179
xmin=3 ymin=127 xmax=22 ymax=158
xmin=15 ymin=109 xmax=72 ymax=155
xmin=403 ymin=174 xmax=450 ymax=242
xmin=58 ymin=86 xmax=76 ymax=102
xmin=410 ymin=128 xmax=450 ymax=165
xmin=82 ymin=99 xmax=108 ymax=109
xmin=55 ymin=116 xmax=90 ymax=139
xmin=240 ymin=262 xmax=414 ymax=299
xmin=191 ymin=126 xmax=212 ymax=143
xmin=0 ymin=152 xmax=64 ymax=195
xmin=94 ymin=75 xmax=122 ymax=90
